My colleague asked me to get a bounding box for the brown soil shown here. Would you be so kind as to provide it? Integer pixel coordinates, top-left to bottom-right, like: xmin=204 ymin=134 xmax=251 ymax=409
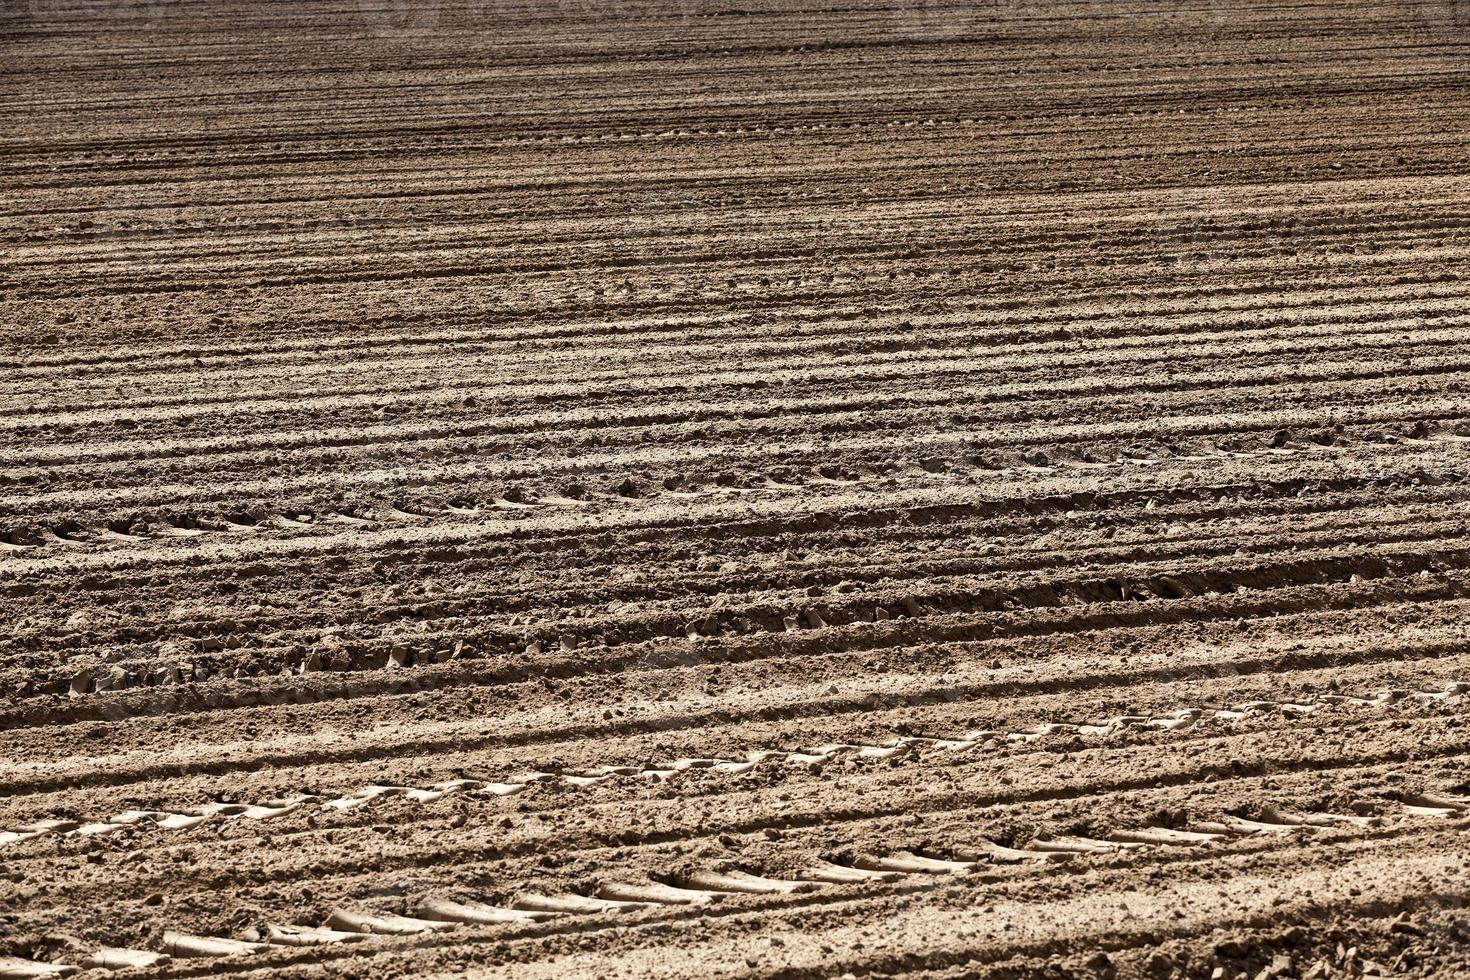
xmin=4 ymin=0 xmax=1470 ymax=977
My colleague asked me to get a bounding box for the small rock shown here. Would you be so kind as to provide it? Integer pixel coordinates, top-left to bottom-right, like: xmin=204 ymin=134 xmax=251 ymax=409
xmin=1144 ymin=952 xmax=1172 ymax=977
xmin=1390 ymin=912 xmax=1425 ymax=936
xmin=1215 ymin=939 xmax=1249 ymax=959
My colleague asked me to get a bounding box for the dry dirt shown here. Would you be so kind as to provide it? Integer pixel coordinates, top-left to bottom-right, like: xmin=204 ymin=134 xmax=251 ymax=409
xmin=4 ymin=1 xmax=1470 ymax=977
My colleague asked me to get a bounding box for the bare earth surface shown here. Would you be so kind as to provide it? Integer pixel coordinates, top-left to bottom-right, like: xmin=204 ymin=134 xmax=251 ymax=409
xmin=4 ymin=1 xmax=1470 ymax=977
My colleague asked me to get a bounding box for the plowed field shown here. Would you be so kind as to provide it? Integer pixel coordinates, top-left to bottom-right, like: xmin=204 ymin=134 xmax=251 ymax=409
xmin=4 ymin=1 xmax=1470 ymax=977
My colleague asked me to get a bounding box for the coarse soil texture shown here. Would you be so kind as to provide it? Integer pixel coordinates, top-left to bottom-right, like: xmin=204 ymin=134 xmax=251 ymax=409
xmin=4 ymin=1 xmax=1470 ymax=977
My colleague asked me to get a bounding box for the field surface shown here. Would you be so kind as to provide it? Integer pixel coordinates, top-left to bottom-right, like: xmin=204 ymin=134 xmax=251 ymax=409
xmin=4 ymin=1 xmax=1470 ymax=977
